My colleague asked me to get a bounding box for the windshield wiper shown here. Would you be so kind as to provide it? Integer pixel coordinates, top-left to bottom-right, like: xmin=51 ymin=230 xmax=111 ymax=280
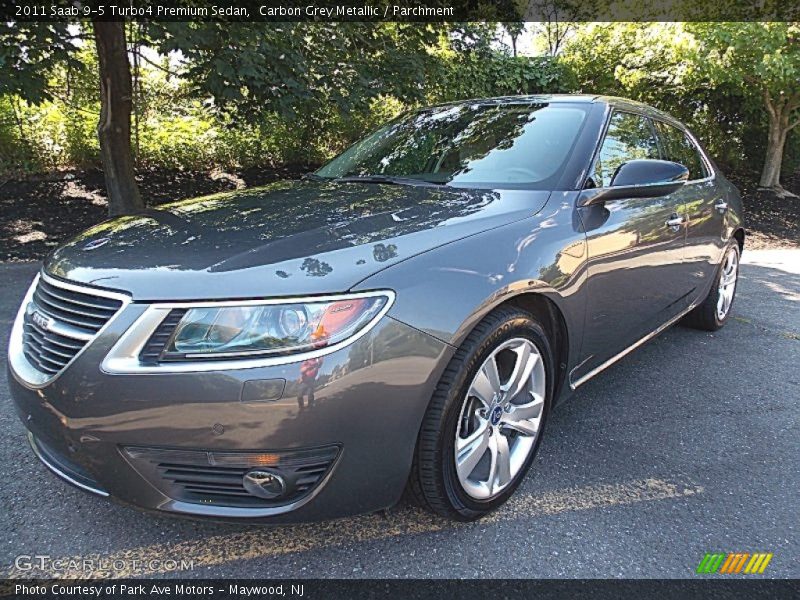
xmin=335 ymin=175 xmax=443 ymax=187
xmin=302 ymin=172 xmax=332 ymax=181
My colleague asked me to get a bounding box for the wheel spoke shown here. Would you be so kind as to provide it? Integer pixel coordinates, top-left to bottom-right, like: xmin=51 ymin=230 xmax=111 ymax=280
xmin=503 ymin=343 xmax=537 ymax=401
xmin=470 ymin=357 xmax=501 ymax=406
xmin=456 ymin=420 xmax=490 ymax=480
xmin=511 ymin=393 xmax=544 ymax=419
xmin=489 ymin=433 xmax=512 ymax=493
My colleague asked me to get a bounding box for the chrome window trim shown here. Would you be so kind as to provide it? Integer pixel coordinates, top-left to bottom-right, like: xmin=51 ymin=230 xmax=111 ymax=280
xmin=101 ymin=289 xmax=396 ymax=374
xmin=8 ymin=272 xmax=131 ymax=389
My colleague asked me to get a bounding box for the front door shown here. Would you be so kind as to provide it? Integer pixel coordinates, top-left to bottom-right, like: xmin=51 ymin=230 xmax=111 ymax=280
xmin=576 ymin=110 xmax=691 ymax=377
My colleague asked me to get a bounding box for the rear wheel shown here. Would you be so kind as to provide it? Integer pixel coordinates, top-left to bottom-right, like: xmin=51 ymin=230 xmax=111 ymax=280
xmin=408 ymin=307 xmax=553 ymax=521
xmin=685 ymin=242 xmax=740 ymax=331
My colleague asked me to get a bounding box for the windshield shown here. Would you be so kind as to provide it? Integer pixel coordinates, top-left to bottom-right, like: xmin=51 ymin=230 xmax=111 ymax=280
xmin=316 ymin=102 xmax=588 ymax=189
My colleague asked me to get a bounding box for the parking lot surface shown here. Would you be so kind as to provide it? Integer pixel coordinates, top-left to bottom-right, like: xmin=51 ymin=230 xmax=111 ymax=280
xmin=1 ymin=250 xmax=798 ymax=579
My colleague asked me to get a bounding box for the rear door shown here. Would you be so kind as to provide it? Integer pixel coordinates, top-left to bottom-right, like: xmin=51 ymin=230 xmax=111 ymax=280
xmin=577 ymin=110 xmax=690 ymax=373
xmin=652 ymin=119 xmax=723 ymax=294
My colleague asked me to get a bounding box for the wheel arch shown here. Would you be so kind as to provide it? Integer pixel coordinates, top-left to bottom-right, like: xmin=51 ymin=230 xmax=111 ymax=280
xmin=484 ymin=292 xmax=571 ymax=405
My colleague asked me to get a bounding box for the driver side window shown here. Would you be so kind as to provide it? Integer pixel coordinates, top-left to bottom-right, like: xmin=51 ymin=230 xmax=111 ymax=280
xmin=591 ymin=112 xmax=659 ymax=188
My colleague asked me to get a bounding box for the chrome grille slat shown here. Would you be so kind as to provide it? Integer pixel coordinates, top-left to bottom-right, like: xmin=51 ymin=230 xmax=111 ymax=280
xmin=37 ymin=278 xmax=122 ymax=311
xmin=26 ymin=330 xmax=77 ymax=357
xmin=19 ymin=274 xmax=125 ymax=381
xmin=34 ymin=286 xmax=117 ymax=320
xmin=30 ymin=298 xmax=107 ymax=332
xmin=34 ymin=352 xmax=65 ymax=369
xmin=23 ymin=350 xmax=60 ymax=374
xmin=25 ymin=324 xmax=84 ymax=350
xmin=35 ymin=343 xmax=73 ymax=363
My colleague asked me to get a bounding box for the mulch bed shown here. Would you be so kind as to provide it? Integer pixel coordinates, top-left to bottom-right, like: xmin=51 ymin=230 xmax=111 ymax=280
xmin=0 ymin=166 xmax=310 ymax=262
xmin=1 ymin=166 xmax=797 ymax=261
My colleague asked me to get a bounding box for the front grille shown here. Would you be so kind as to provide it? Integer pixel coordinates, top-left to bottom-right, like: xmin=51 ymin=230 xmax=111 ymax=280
xmin=123 ymin=445 xmax=339 ymax=508
xmin=21 ymin=275 xmax=124 ymax=377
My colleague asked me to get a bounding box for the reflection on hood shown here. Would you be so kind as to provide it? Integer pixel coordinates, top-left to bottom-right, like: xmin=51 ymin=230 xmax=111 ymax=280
xmin=46 ymin=180 xmax=550 ymax=300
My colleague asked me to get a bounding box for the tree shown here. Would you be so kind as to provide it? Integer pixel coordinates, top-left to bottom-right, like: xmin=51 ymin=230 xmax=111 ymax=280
xmin=689 ymin=23 xmax=800 ymax=192
xmin=0 ymin=22 xmax=83 ymax=103
xmin=148 ymin=22 xmax=444 ymax=128
xmin=501 ymin=22 xmax=525 ymax=57
xmin=529 ymin=0 xmax=606 ymax=56
xmin=0 ymin=21 xmax=143 ymax=215
xmin=562 ymin=23 xmax=767 ymax=177
xmin=93 ymin=21 xmax=143 ymax=215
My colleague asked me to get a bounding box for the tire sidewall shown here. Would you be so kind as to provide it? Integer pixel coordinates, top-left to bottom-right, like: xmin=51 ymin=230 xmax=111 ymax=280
xmin=440 ymin=314 xmax=554 ymax=516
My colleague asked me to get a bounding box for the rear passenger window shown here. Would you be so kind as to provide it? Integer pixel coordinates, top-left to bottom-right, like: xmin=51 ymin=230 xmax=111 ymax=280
xmin=653 ymin=120 xmax=708 ymax=180
xmin=591 ymin=112 xmax=660 ymax=188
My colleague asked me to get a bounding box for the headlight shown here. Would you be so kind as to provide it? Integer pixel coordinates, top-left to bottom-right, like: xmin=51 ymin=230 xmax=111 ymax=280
xmin=161 ymin=293 xmax=391 ymax=360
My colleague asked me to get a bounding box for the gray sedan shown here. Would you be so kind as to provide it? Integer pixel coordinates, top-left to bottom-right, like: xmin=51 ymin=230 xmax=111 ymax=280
xmin=7 ymin=95 xmax=744 ymax=522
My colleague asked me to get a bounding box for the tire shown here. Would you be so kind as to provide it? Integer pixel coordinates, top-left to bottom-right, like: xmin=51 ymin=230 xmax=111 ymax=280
xmin=684 ymin=242 xmax=741 ymax=332
xmin=408 ymin=306 xmax=554 ymax=521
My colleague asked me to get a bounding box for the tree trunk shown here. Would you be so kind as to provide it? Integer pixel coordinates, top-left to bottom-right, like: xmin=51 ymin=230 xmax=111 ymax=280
xmin=93 ymin=21 xmax=144 ymax=216
xmin=759 ymin=110 xmax=786 ymax=188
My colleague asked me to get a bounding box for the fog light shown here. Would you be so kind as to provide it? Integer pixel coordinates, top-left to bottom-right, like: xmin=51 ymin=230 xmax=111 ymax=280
xmin=242 ymin=468 xmax=286 ymax=500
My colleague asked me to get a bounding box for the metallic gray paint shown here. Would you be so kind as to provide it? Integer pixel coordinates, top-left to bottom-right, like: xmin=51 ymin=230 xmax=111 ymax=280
xmin=9 ymin=316 xmax=452 ymax=522
xmin=44 ymin=182 xmax=549 ymax=301
xmin=8 ymin=95 xmax=744 ymax=522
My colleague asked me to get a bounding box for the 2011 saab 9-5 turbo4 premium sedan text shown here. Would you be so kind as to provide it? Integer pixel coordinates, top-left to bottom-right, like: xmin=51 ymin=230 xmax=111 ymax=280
xmin=8 ymin=95 xmax=743 ymax=522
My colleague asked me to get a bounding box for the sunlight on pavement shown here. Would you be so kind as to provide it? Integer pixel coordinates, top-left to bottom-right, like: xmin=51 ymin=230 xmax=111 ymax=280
xmin=6 ymin=478 xmax=702 ymax=579
xmin=741 ymin=249 xmax=800 ymax=275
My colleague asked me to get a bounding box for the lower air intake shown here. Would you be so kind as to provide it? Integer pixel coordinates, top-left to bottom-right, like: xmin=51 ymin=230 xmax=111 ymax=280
xmin=122 ymin=445 xmax=339 ymax=508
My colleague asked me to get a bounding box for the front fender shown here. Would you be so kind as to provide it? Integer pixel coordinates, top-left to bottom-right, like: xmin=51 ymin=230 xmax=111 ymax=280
xmin=352 ymin=192 xmax=589 ymax=378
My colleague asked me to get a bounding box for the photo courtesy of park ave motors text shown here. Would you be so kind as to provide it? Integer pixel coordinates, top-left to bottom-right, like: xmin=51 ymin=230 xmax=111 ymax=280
xmin=1 ymin=3 xmax=798 ymax=587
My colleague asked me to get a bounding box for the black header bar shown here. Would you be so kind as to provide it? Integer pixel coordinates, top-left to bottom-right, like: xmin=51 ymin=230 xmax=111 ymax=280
xmin=6 ymin=0 xmax=800 ymax=22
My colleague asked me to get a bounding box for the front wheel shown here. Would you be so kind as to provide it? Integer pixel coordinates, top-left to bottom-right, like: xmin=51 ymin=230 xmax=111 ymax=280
xmin=685 ymin=242 xmax=740 ymax=331
xmin=408 ymin=307 xmax=553 ymax=521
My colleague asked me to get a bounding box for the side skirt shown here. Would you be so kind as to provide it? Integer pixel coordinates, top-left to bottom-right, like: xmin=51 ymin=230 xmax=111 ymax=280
xmin=569 ymin=301 xmax=698 ymax=390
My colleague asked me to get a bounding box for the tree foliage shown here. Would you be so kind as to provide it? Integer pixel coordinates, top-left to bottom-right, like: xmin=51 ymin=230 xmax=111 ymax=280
xmin=1 ymin=20 xmax=798 ymax=208
xmin=688 ymin=23 xmax=800 ymax=189
xmin=0 ymin=22 xmax=84 ymax=104
xmin=563 ymin=22 xmax=800 ymax=189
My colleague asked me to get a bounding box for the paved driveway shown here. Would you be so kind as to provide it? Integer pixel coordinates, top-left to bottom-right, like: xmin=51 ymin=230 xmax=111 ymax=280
xmin=1 ymin=250 xmax=798 ymax=579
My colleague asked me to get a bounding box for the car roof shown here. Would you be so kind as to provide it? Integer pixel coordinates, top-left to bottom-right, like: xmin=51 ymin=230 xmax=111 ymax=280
xmin=427 ymin=94 xmax=599 ymax=108
xmin=424 ymin=94 xmax=683 ymax=128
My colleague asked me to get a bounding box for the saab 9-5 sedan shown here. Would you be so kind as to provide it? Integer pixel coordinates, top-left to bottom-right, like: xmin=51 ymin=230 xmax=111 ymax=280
xmin=8 ymin=95 xmax=743 ymax=522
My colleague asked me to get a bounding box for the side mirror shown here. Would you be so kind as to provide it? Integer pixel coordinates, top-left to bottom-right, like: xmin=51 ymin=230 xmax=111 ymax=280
xmin=579 ymin=159 xmax=689 ymax=207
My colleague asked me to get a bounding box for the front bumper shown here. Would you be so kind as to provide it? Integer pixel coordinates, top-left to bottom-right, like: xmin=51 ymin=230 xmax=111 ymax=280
xmin=9 ymin=303 xmax=451 ymax=523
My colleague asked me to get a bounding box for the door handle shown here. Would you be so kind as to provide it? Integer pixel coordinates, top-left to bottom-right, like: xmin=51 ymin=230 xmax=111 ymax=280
xmin=714 ymin=201 xmax=728 ymax=213
xmin=665 ymin=215 xmax=685 ymax=231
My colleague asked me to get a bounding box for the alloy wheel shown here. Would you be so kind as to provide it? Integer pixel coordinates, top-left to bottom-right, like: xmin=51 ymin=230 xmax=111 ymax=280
xmin=716 ymin=246 xmax=738 ymax=320
xmin=454 ymin=338 xmax=546 ymax=500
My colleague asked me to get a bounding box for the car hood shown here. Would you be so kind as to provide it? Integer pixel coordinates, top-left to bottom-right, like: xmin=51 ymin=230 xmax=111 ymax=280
xmin=45 ymin=180 xmax=551 ymax=300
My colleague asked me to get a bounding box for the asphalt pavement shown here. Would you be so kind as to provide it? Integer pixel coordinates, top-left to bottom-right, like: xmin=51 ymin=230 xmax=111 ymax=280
xmin=1 ymin=250 xmax=798 ymax=579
